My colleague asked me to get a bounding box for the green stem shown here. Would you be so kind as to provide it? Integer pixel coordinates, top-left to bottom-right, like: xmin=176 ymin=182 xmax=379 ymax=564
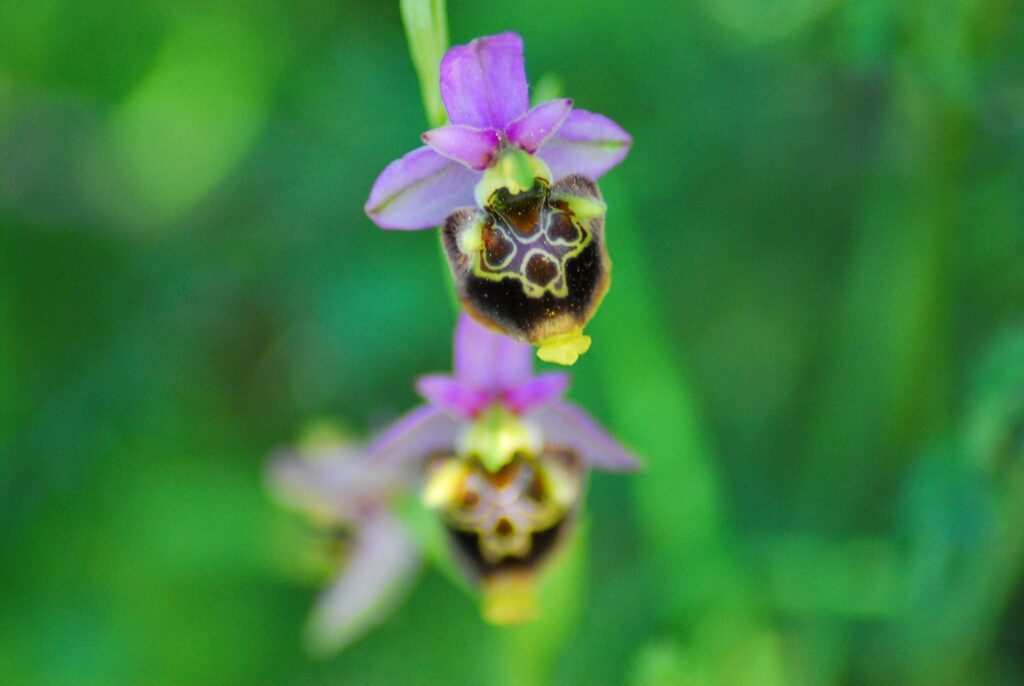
xmin=399 ymin=0 xmax=448 ymax=129
xmin=397 ymin=6 xmax=579 ymax=683
xmin=399 ymin=0 xmax=459 ymax=313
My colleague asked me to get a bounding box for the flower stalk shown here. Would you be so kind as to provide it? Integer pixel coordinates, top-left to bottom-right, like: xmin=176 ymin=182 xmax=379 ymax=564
xmin=399 ymin=0 xmax=449 ymax=128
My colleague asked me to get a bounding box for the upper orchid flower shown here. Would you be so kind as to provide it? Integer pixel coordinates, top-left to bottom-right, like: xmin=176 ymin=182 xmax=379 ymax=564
xmin=270 ymin=315 xmax=639 ymax=648
xmin=365 ymin=33 xmax=632 ymax=366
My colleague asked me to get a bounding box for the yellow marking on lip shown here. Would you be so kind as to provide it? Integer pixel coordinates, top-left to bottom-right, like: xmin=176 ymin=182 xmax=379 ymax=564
xmin=421 ymin=460 xmax=470 ymax=509
xmin=551 ymin=193 xmax=606 ymax=221
xmin=456 ymin=216 xmax=484 ymax=254
xmin=463 ymin=211 xmax=592 ymax=300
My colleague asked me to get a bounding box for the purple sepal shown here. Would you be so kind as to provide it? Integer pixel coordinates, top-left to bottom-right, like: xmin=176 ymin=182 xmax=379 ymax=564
xmin=536 ymin=108 xmax=633 ymax=181
xmin=367 ymin=404 xmax=460 ymax=465
xmin=422 ymin=125 xmax=501 ymax=170
xmin=416 ymin=374 xmax=492 ymax=418
xmin=365 ymin=146 xmax=479 ymax=230
xmin=440 ymin=32 xmax=529 ymax=130
xmin=305 ymin=511 xmax=421 ymax=655
xmin=453 ymin=313 xmax=533 ymax=390
xmin=526 ymin=400 xmax=641 ymax=472
xmin=506 ymin=98 xmax=573 ymax=154
xmin=503 ymin=373 xmax=570 ymax=413
xmin=268 ymin=444 xmax=410 ymax=523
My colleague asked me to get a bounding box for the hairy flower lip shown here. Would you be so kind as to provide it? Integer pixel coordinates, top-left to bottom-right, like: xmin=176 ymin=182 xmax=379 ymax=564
xmin=441 ymin=175 xmax=613 ymax=362
xmin=365 ymin=33 xmax=632 ymax=231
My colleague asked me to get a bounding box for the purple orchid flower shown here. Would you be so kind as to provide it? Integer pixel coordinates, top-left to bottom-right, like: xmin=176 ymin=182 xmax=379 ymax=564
xmin=365 ymin=32 xmax=632 ymax=231
xmin=269 ymin=313 xmax=639 ymax=648
xmin=364 ymin=33 xmax=632 ymax=366
xmin=369 ymin=313 xmax=639 ymax=622
xmin=267 ymin=438 xmax=420 ymax=656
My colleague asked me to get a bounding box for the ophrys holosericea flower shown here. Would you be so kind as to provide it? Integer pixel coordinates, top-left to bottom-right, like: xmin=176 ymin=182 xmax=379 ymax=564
xmin=269 ymin=314 xmax=639 ymax=649
xmin=366 ymin=33 xmax=631 ymax=365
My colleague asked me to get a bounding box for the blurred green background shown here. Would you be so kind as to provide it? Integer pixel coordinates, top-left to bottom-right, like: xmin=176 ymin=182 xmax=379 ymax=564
xmin=2 ymin=0 xmax=1023 ymax=684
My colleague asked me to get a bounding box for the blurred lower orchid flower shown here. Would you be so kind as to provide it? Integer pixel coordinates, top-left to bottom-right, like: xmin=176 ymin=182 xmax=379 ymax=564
xmin=269 ymin=314 xmax=639 ymax=652
xmin=365 ymin=32 xmax=632 ymax=365
xmin=268 ymin=435 xmax=420 ymax=656
xmin=377 ymin=313 xmax=640 ymax=623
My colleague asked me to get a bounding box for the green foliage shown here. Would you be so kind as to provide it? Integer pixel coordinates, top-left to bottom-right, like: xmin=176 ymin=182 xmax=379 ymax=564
xmin=2 ymin=0 xmax=1023 ymax=684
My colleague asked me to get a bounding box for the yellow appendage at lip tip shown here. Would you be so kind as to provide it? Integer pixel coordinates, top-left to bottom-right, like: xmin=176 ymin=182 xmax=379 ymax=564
xmin=482 ymin=572 xmax=539 ymax=625
xmin=536 ymin=330 xmax=592 ymax=366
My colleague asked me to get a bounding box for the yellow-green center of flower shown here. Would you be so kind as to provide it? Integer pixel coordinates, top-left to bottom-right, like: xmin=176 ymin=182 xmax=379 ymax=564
xmin=456 ymin=404 xmax=540 ymax=473
xmin=474 ymin=148 xmax=552 ymax=207
xmin=419 ymin=442 xmax=584 ymax=626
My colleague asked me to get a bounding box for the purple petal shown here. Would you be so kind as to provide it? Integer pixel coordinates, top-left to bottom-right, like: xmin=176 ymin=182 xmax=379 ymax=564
xmin=267 ymin=444 xmax=409 ymax=523
xmin=505 ymin=99 xmax=573 ymax=154
xmin=415 ymin=374 xmax=493 ymax=418
xmin=536 ymin=109 xmax=632 ymax=180
xmin=305 ymin=511 xmax=421 ymax=655
xmin=365 ymin=146 xmax=479 ymax=230
xmin=422 ymin=125 xmax=501 ymax=171
xmin=440 ymin=32 xmax=529 ymax=130
xmin=527 ymin=400 xmax=640 ymax=472
xmin=454 ymin=313 xmax=533 ymax=391
xmin=503 ymin=373 xmax=570 ymax=413
xmin=367 ymin=404 xmax=460 ymax=465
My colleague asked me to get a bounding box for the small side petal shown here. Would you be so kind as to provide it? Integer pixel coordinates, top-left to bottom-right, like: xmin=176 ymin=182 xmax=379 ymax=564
xmin=440 ymin=32 xmax=529 ymax=130
xmin=416 ymin=374 xmax=493 ymax=418
xmin=267 ymin=445 xmax=409 ymax=523
xmin=453 ymin=313 xmax=533 ymax=391
xmin=305 ymin=511 xmax=421 ymax=655
xmin=367 ymin=404 xmax=460 ymax=465
xmin=503 ymin=373 xmax=570 ymax=413
xmin=422 ymin=125 xmax=500 ymax=171
xmin=505 ymin=99 xmax=573 ymax=154
xmin=528 ymin=400 xmax=641 ymax=472
xmin=536 ymin=109 xmax=632 ymax=180
xmin=365 ymin=146 xmax=479 ymax=230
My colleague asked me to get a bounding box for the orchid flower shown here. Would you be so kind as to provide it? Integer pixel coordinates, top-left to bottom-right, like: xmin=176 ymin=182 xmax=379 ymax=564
xmin=269 ymin=314 xmax=639 ymax=650
xmin=369 ymin=313 xmax=639 ymax=622
xmin=267 ymin=437 xmax=420 ymax=656
xmin=365 ymin=33 xmax=632 ymax=365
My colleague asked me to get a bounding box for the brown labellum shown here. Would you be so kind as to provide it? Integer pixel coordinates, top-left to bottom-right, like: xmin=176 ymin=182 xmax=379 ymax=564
xmin=423 ymin=447 xmax=583 ymax=622
xmin=442 ymin=175 xmax=611 ymax=350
